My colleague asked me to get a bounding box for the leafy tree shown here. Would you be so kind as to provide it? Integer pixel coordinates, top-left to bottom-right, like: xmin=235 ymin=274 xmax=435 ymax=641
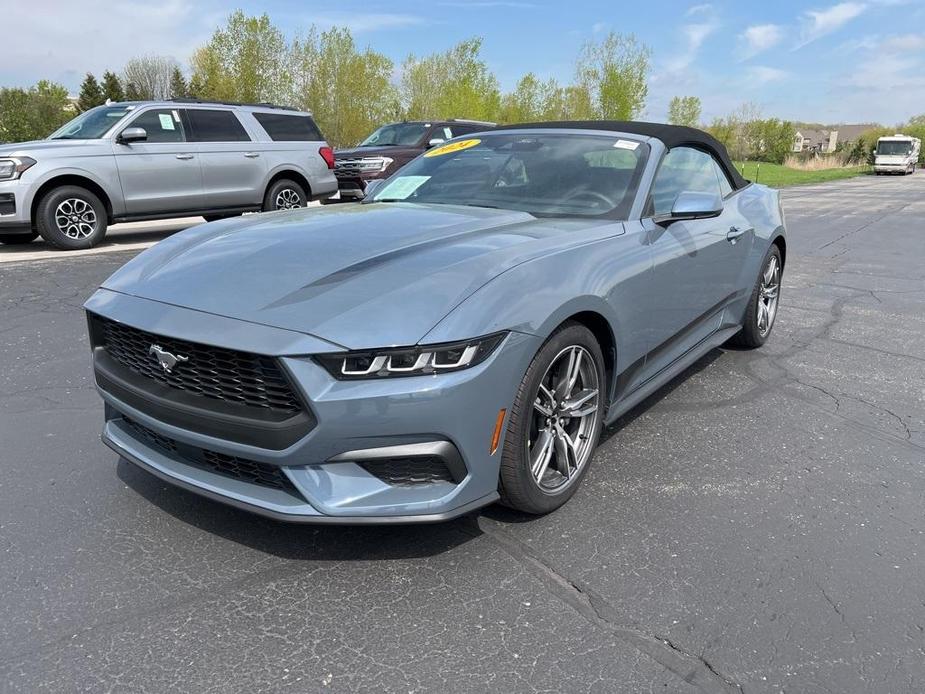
xmin=169 ymin=67 xmax=189 ymax=99
xmin=576 ymin=32 xmax=650 ymax=120
xmin=190 ymin=11 xmax=290 ymax=105
xmin=290 ymin=27 xmax=397 ymax=147
xmin=123 ymin=55 xmax=177 ymax=100
xmin=400 ymin=38 xmax=501 ymax=122
xmin=77 ymin=73 xmax=104 ymax=111
xmin=101 ymin=71 xmax=125 ymax=102
xmin=667 ymin=96 xmax=701 ymax=127
xmin=0 ymin=81 xmax=71 ymax=142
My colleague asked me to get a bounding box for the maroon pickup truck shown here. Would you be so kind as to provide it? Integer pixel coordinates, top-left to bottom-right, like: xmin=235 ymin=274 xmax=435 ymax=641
xmin=333 ymin=119 xmax=494 ymax=200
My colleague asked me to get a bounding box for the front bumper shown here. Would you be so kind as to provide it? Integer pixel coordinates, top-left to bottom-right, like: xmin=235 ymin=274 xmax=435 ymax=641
xmin=86 ymin=288 xmax=539 ymax=524
xmin=0 ymin=179 xmax=32 ymax=230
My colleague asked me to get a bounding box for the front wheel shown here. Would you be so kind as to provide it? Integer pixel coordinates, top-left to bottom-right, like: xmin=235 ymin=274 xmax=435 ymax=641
xmin=262 ymin=179 xmax=307 ymax=212
xmin=729 ymin=245 xmax=782 ymax=348
xmin=499 ymin=322 xmax=605 ymax=515
xmin=35 ymin=186 xmax=107 ymax=250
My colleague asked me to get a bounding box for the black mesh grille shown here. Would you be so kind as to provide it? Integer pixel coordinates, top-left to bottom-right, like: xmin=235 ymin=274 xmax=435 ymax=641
xmin=359 ymin=457 xmax=455 ymax=486
xmin=95 ymin=316 xmax=302 ymax=414
xmin=122 ymin=417 xmax=299 ymax=494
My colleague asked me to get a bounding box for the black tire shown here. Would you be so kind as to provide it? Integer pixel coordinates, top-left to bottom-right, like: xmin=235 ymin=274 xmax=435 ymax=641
xmin=498 ymin=322 xmax=606 ymax=515
xmin=35 ymin=186 xmax=107 ymax=250
xmin=0 ymin=231 xmax=38 ymax=245
xmin=262 ymin=179 xmax=307 ymax=212
xmin=728 ymin=245 xmax=783 ymax=349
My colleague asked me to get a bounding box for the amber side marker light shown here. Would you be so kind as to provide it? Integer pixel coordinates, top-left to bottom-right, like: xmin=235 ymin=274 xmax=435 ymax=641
xmin=490 ymin=409 xmax=507 ymax=455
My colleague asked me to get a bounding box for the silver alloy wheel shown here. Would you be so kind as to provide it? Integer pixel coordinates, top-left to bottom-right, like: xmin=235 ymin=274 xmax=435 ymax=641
xmin=757 ymin=254 xmax=781 ymax=337
xmin=275 ymin=188 xmax=303 ymax=210
xmin=528 ymin=345 xmax=600 ymax=493
xmin=54 ymin=198 xmax=98 ymax=239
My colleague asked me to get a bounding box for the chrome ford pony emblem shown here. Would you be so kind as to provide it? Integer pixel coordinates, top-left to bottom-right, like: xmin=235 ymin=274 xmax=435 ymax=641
xmin=148 ymin=344 xmax=188 ymax=374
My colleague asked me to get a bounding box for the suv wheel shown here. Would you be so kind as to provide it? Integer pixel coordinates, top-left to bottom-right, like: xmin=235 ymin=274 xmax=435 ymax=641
xmin=36 ymin=186 xmax=107 ymax=250
xmin=0 ymin=231 xmax=38 ymax=245
xmin=498 ymin=322 xmax=605 ymax=515
xmin=263 ymin=179 xmax=307 ymax=212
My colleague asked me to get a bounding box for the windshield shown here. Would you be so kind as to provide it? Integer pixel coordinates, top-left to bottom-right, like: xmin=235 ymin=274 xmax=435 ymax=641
xmin=359 ymin=123 xmax=429 ymax=147
xmin=368 ymin=132 xmax=648 ymax=218
xmin=877 ymin=140 xmax=913 ymax=156
xmin=49 ymin=105 xmax=134 ymax=140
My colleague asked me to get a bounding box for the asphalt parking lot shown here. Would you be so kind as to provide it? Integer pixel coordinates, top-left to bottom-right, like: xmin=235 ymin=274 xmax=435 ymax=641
xmin=1 ymin=173 xmax=923 ymax=693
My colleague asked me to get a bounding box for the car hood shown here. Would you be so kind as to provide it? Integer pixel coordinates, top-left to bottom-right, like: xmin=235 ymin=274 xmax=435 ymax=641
xmin=0 ymin=139 xmax=109 ymax=157
xmin=101 ymin=203 xmax=621 ymax=350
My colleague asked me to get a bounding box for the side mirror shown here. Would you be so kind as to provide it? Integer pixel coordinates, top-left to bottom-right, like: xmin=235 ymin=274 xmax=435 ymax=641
xmin=658 ymin=191 xmax=724 ymax=224
xmin=118 ymin=127 xmax=147 ymax=144
xmin=427 ymin=138 xmax=445 ymax=148
xmin=363 ymin=179 xmax=385 ymax=199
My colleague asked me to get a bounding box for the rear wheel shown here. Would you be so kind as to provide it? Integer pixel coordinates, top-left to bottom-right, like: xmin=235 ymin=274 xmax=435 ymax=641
xmin=499 ymin=322 xmax=605 ymax=514
xmin=262 ymin=179 xmax=307 ymax=212
xmin=728 ymin=245 xmax=782 ymax=349
xmin=0 ymin=231 xmax=38 ymax=245
xmin=35 ymin=186 xmax=107 ymax=250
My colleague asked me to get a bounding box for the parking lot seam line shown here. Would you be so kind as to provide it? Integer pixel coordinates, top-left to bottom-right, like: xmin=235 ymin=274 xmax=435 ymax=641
xmin=475 ymin=517 xmax=744 ymax=694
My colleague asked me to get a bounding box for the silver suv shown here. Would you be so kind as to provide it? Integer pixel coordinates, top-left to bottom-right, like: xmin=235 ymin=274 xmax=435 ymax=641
xmin=0 ymin=100 xmax=338 ymax=249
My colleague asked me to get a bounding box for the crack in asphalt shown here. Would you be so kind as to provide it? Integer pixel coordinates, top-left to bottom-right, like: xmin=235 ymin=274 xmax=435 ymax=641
xmin=474 ymin=518 xmax=744 ymax=694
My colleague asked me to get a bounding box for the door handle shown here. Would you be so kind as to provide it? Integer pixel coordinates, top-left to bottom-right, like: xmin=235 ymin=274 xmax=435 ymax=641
xmin=726 ymin=226 xmax=746 ymax=243
xmin=244 ymin=152 xmax=260 ymax=158
xmin=175 ymin=153 xmax=194 ymax=160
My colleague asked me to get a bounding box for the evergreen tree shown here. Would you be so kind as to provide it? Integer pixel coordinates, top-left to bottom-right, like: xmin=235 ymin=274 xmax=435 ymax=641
xmin=77 ymin=73 xmax=104 ymax=111
xmin=101 ymin=71 xmax=124 ymax=103
xmin=124 ymin=82 xmax=143 ymax=101
xmin=169 ymin=67 xmax=189 ymax=99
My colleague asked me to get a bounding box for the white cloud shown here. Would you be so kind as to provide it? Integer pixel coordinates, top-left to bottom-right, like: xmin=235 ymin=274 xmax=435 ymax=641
xmin=666 ymin=13 xmax=720 ymax=72
xmin=592 ymin=21 xmax=608 ymax=34
xmin=687 ymin=3 xmax=713 ymax=16
xmin=795 ymin=2 xmax=867 ymax=50
xmin=739 ymin=24 xmax=784 ymax=60
xmin=747 ymin=66 xmax=790 ymax=84
xmin=0 ymin=0 xmax=210 ymax=91
xmin=882 ymin=34 xmax=925 ymax=52
xmin=308 ymin=12 xmax=427 ymax=33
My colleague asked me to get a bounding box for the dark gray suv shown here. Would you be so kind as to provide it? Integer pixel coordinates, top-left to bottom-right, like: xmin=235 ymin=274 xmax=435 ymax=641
xmin=0 ymin=100 xmax=337 ymax=249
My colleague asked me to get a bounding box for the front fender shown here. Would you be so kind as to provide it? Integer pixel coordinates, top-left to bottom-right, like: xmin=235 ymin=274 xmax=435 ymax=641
xmin=421 ymin=230 xmax=652 ymax=386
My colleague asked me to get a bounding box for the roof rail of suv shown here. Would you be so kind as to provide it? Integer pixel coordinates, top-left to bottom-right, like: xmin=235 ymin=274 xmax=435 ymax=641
xmin=166 ymin=98 xmax=300 ymax=111
xmin=447 ymin=118 xmax=497 ymax=126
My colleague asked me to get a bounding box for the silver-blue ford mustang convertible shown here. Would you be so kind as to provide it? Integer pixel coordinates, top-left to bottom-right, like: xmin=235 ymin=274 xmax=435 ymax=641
xmin=85 ymin=121 xmax=785 ymax=523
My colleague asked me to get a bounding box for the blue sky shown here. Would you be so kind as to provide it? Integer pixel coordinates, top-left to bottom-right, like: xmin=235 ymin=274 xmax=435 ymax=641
xmin=5 ymin=0 xmax=924 ymax=124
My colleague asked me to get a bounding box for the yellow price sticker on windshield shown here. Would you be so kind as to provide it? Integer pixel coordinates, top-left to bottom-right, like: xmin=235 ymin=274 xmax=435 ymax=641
xmin=424 ymin=138 xmax=482 ymax=157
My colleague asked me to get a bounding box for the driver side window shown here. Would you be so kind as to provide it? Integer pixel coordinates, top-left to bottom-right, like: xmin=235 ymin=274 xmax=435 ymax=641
xmin=649 ymin=147 xmax=722 ymax=216
xmin=126 ymin=109 xmax=186 ymax=143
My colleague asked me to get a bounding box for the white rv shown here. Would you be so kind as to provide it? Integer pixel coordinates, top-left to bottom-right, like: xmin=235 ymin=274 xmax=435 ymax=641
xmin=874 ymin=134 xmax=921 ymax=175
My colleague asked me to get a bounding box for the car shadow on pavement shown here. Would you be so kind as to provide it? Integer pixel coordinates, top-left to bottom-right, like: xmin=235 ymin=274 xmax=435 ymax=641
xmin=482 ymin=347 xmax=724 ymax=525
xmin=116 ymin=458 xmax=482 ymax=560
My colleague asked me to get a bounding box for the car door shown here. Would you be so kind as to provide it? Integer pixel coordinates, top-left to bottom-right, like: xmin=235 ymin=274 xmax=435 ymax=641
xmin=112 ymin=107 xmax=203 ymax=214
xmin=640 ymin=146 xmax=752 ymax=379
xmin=184 ymin=108 xmax=267 ymax=209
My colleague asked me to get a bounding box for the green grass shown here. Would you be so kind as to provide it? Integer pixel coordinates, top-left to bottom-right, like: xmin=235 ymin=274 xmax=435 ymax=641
xmin=733 ymin=161 xmax=871 ymax=188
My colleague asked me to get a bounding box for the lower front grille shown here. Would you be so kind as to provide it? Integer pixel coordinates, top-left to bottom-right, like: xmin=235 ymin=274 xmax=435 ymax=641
xmin=359 ymin=457 xmax=455 ymax=486
xmin=122 ymin=417 xmax=299 ymax=495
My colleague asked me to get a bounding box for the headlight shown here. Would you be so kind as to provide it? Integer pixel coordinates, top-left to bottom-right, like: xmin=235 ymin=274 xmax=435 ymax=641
xmin=357 ymin=156 xmax=393 ymax=173
xmin=0 ymin=157 xmax=36 ymax=180
xmin=315 ymin=332 xmax=506 ymax=379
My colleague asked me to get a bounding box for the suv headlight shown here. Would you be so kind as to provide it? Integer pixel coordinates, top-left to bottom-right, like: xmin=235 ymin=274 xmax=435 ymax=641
xmin=0 ymin=157 xmax=36 ymax=181
xmin=357 ymin=156 xmax=393 ymax=173
xmin=315 ymin=333 xmax=506 ymax=379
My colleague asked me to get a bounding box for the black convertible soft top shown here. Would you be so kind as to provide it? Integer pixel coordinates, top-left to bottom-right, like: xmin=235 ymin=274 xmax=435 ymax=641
xmin=499 ymin=120 xmax=749 ymax=190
